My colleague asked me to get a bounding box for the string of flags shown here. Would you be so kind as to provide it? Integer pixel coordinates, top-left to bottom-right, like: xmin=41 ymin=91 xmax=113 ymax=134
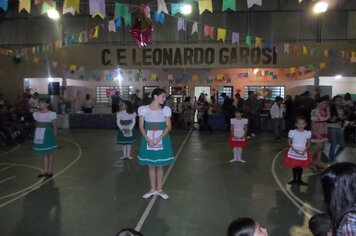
xmin=0 ymin=0 xmax=354 ymax=65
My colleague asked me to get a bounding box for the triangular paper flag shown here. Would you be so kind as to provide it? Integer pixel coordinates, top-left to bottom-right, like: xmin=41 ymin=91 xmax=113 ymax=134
xmin=89 ymin=0 xmax=106 ymax=19
xmin=41 ymin=1 xmax=55 ymax=15
xmin=63 ymin=0 xmax=80 ymax=15
xmin=191 ymin=21 xmax=199 ymax=35
xmin=217 ymin=28 xmax=226 ymax=42
xmin=222 ymin=0 xmax=236 ymax=11
xmin=319 ymin=62 xmax=326 ymax=69
xmin=108 ymin=20 xmax=116 ymax=32
xmin=303 ymin=46 xmax=308 ymax=55
xmin=153 ymin=11 xmax=165 ymax=24
xmin=284 ymin=43 xmax=290 ymax=54
xmin=245 ymin=35 xmax=252 ymax=47
xmin=0 ymin=0 xmax=8 ymax=11
xmin=171 ymin=3 xmax=184 ymax=15
xmin=255 ymin=37 xmax=262 ymax=48
xmin=93 ymin=26 xmax=99 ymax=39
xmin=177 ymin=18 xmax=185 ymax=31
xmin=232 ymin=32 xmax=239 ymax=44
xmin=157 ymin=0 xmax=168 ymax=14
xmin=247 ymin=0 xmax=262 ymax=8
xmin=150 ymin=73 xmax=157 ymax=81
xmin=198 ymin=0 xmax=213 ymax=14
xmin=204 ymin=25 xmax=214 ymax=39
xmin=289 ymin=67 xmax=296 ymax=74
xmin=19 ymin=0 xmax=31 ymax=13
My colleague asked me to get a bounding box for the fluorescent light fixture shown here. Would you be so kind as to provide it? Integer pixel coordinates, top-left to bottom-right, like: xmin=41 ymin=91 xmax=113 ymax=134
xmin=47 ymin=9 xmax=60 ymax=20
xmin=313 ymin=1 xmax=328 ymax=14
xmin=335 ymin=74 xmax=342 ymax=79
xmin=181 ymin=4 xmax=192 ymax=15
xmin=48 ymin=77 xmax=53 ymax=82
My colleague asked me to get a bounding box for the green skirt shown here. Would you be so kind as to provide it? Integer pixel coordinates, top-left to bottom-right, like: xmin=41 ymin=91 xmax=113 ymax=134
xmin=117 ymin=129 xmax=136 ymax=145
xmin=138 ymin=122 xmax=175 ymax=166
xmin=33 ymin=127 xmax=58 ymax=154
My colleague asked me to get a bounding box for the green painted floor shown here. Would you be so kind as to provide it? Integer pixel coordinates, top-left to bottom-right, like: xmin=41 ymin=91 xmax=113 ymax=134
xmin=0 ymin=129 xmax=355 ymax=236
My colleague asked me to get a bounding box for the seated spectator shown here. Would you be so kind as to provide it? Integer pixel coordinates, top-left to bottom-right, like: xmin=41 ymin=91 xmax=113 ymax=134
xmin=82 ymin=94 xmax=94 ymax=113
xmin=116 ymin=228 xmax=143 ymax=236
xmin=227 ymin=217 xmax=268 ymax=236
xmin=321 ymin=163 xmax=356 ymax=236
xmin=309 ymin=213 xmax=332 ymax=236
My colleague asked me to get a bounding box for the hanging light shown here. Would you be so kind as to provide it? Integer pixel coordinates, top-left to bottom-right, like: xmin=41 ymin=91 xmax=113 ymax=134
xmin=313 ymin=1 xmax=328 ymax=14
xmin=47 ymin=9 xmax=60 ymax=20
xmin=181 ymin=4 xmax=192 ymax=15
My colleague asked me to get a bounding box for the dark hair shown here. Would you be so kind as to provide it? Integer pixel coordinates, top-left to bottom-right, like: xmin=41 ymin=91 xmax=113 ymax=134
xmin=38 ymin=97 xmax=50 ymax=104
xmin=275 ymin=96 xmax=283 ymax=102
xmin=295 ymin=116 xmax=307 ymax=123
xmin=116 ymin=228 xmax=143 ymax=236
xmin=227 ymin=218 xmax=256 ymax=236
xmin=184 ymin=97 xmax=191 ymax=103
xmin=332 ymin=95 xmax=343 ymax=102
xmin=235 ymin=108 xmax=244 ymax=114
xmin=344 ymin=93 xmax=351 ymax=100
xmin=235 ymin=93 xmax=241 ymax=98
xmin=122 ymin=100 xmax=134 ymax=114
xmin=321 ymin=162 xmax=356 ymax=232
xmin=248 ymin=91 xmax=254 ymax=96
xmin=309 ymin=213 xmax=332 ymax=236
xmin=86 ymin=94 xmax=91 ymax=99
xmin=151 ymin=88 xmax=167 ymax=108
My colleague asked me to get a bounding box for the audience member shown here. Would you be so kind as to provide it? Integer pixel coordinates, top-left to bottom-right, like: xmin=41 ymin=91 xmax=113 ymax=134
xmin=111 ymin=91 xmax=122 ymax=113
xmin=82 ymin=94 xmax=94 ymax=113
xmin=116 ymin=228 xmax=143 ymax=236
xmin=270 ymin=96 xmax=285 ymax=140
xmin=227 ymin=217 xmax=268 ymax=236
xmin=243 ymin=91 xmax=262 ymax=139
xmin=221 ymin=93 xmax=235 ymax=132
xmin=309 ymin=213 xmax=332 ymax=236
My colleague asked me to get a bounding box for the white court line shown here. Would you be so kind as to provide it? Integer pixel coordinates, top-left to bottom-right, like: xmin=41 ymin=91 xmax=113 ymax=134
xmin=0 ymin=137 xmax=82 ymax=208
xmin=0 ymin=176 xmax=16 ymax=184
xmin=271 ymin=148 xmax=313 ymax=218
xmin=135 ymin=130 xmax=193 ymax=232
xmin=286 ymin=185 xmax=324 ymax=214
xmin=0 ymin=165 xmax=14 ymax=172
xmin=0 ymin=144 xmax=21 ymax=158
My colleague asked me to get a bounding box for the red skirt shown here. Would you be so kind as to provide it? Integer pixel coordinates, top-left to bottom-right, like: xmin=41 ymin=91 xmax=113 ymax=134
xmin=283 ymin=148 xmax=311 ymax=168
xmin=228 ymin=134 xmax=248 ymax=148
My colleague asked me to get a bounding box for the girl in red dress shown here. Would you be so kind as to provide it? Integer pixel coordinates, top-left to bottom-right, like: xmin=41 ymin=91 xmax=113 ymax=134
xmin=229 ymin=109 xmax=248 ymax=163
xmin=283 ymin=116 xmax=311 ymax=185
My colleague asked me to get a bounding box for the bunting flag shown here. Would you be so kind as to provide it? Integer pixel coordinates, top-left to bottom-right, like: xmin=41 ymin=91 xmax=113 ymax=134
xmin=217 ymin=28 xmax=226 ymax=42
xmin=114 ymin=3 xmax=131 ymax=26
xmin=245 ymin=35 xmax=252 ymax=47
xmin=289 ymin=67 xmax=296 ymax=74
xmin=89 ymin=0 xmax=106 ymax=19
xmin=115 ymin=17 xmax=122 ymax=29
xmin=153 ymin=11 xmax=165 ymax=24
xmin=150 ymin=73 xmax=158 ymax=81
xmin=171 ymin=3 xmax=185 ymax=15
xmin=157 ymin=0 xmax=168 ymax=14
xmin=63 ymin=0 xmax=80 ymax=15
xmin=41 ymin=1 xmax=55 ymax=14
xmin=52 ymin=61 xmax=58 ymax=68
xmin=284 ymin=43 xmax=289 ymax=54
xmin=303 ymin=46 xmax=308 ymax=55
xmin=192 ymin=75 xmax=199 ymax=82
xmin=92 ymin=26 xmax=99 ymax=39
xmin=319 ymin=62 xmax=326 ymax=69
xmin=70 ymin=64 xmax=77 ymax=72
xmin=108 ymin=20 xmax=116 ymax=32
xmin=19 ymin=0 xmax=31 ymax=13
xmin=232 ymin=32 xmax=239 ymax=44
xmin=247 ymin=0 xmax=262 ymax=8
xmin=191 ymin=21 xmax=199 ymax=35
xmin=222 ymin=0 xmax=236 ymax=11
xmin=264 ymin=40 xmax=271 ymax=48
xmin=0 ymin=0 xmax=8 ymax=11
xmin=198 ymin=0 xmax=213 ymax=14
xmin=33 ymin=56 xmax=39 ymax=64
xmin=255 ymin=37 xmax=262 ymax=48
xmin=204 ymin=25 xmax=214 ymax=39
xmin=323 ymin=49 xmax=328 ymax=57
xmin=177 ymin=18 xmax=185 ymax=31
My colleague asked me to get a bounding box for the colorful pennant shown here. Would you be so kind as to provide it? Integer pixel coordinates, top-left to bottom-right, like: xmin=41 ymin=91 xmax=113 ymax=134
xmin=198 ymin=0 xmax=213 ymax=14
xmin=222 ymin=0 xmax=236 ymax=11
xmin=19 ymin=0 xmax=31 ymax=13
xmin=89 ymin=0 xmax=106 ymax=19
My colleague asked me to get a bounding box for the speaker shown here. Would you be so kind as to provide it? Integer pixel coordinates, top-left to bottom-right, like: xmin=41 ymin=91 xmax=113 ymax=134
xmin=48 ymin=82 xmax=60 ymax=95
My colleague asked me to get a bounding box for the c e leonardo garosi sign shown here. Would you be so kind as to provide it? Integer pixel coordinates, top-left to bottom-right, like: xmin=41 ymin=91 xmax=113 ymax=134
xmin=101 ymin=45 xmax=277 ymax=69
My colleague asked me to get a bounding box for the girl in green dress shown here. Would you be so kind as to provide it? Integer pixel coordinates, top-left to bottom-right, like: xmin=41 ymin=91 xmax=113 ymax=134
xmin=33 ymin=98 xmax=58 ymax=178
xmin=138 ymin=88 xmax=174 ymax=200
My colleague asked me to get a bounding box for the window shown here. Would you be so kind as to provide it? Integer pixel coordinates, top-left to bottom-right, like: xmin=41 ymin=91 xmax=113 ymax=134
xmin=96 ymin=86 xmax=133 ymax=103
xmin=244 ymin=86 xmax=285 ymax=100
xmin=143 ymin=86 xmax=159 ymax=96
xmin=169 ymin=86 xmax=188 ymax=102
xmin=217 ymin=86 xmax=233 ymax=104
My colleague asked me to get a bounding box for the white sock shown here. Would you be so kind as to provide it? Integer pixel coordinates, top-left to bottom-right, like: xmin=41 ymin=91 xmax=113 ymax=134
xmin=236 ymin=148 xmax=242 ymax=160
xmin=233 ymin=148 xmax=238 ymax=160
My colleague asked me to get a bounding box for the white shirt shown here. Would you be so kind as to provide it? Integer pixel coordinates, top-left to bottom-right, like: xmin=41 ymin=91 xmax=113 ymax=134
xmin=83 ymin=99 xmax=94 ymax=108
xmin=138 ymin=105 xmax=171 ymax=122
xmin=116 ymin=111 xmax=136 ymax=130
xmin=231 ymin=118 xmax=248 ymax=138
xmin=288 ymin=130 xmax=311 ymax=151
xmin=270 ymin=103 xmax=285 ymax=119
xmin=33 ymin=111 xmax=57 ymax=122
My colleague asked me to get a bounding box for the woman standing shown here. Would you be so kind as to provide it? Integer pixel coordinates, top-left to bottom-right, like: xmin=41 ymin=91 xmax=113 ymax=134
xmin=183 ymin=97 xmax=193 ymax=130
xmin=327 ymin=96 xmax=346 ymax=162
xmin=310 ymin=97 xmax=330 ymax=171
xmin=137 ymin=88 xmax=174 ymax=200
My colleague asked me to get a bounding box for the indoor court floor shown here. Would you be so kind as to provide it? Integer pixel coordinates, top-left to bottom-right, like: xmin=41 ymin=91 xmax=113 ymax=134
xmin=0 ymin=129 xmax=355 ymax=236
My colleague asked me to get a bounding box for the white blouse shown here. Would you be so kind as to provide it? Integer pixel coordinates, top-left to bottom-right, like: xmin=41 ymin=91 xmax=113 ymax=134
xmin=116 ymin=111 xmax=136 ymax=130
xmin=138 ymin=105 xmax=171 ymax=122
xmin=289 ymin=130 xmax=311 ymax=150
xmin=33 ymin=111 xmax=57 ymax=122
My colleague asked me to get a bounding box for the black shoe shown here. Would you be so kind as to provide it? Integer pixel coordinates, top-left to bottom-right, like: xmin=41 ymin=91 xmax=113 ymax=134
xmin=46 ymin=173 xmax=53 ymax=178
xmin=288 ymin=179 xmax=298 ymax=185
xmin=37 ymin=172 xmax=48 ymax=178
xmin=298 ymin=180 xmax=308 ymax=186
